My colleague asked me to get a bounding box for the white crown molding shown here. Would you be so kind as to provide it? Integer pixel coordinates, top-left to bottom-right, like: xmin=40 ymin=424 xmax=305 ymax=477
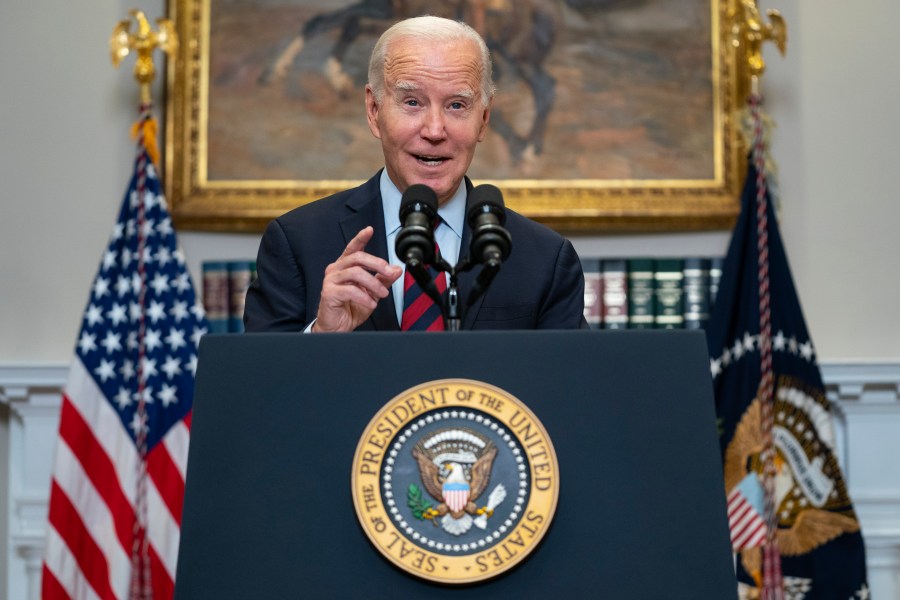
xmin=0 ymin=363 xmax=69 ymax=403
xmin=821 ymin=362 xmax=900 ymax=404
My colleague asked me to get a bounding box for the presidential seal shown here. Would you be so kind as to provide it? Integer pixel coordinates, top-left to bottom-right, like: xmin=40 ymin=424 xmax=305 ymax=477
xmin=351 ymin=379 xmax=559 ymax=584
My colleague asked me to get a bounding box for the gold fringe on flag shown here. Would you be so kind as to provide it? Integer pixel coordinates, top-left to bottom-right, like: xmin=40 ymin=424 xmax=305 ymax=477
xmin=131 ymin=116 xmax=160 ymax=166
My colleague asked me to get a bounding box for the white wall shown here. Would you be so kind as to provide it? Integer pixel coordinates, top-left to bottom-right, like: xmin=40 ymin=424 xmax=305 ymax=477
xmin=766 ymin=0 xmax=900 ymax=361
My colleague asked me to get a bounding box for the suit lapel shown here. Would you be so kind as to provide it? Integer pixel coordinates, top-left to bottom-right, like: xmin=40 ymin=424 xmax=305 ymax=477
xmin=340 ymin=173 xmax=400 ymax=331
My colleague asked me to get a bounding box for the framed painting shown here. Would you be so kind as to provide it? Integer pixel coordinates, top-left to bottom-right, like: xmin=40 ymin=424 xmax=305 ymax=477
xmin=165 ymin=0 xmax=744 ymax=232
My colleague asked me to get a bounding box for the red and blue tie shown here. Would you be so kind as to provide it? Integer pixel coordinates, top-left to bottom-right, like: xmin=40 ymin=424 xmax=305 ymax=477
xmin=400 ymin=228 xmax=447 ymax=331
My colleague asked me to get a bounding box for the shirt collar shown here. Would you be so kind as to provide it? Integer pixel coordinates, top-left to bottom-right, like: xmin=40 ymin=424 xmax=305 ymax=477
xmin=380 ymin=170 xmax=466 ymax=238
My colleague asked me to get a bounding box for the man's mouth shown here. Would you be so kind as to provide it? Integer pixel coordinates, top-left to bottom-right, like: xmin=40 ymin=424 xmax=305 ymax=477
xmin=414 ymin=154 xmax=447 ymax=166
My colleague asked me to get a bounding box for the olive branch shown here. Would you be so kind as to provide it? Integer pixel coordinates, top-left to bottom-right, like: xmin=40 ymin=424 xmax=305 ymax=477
xmin=407 ymin=483 xmax=433 ymax=520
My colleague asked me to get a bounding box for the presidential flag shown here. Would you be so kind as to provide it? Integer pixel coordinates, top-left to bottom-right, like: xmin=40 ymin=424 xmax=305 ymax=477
xmin=706 ymin=96 xmax=868 ymax=599
xmin=42 ymin=106 xmax=207 ymax=599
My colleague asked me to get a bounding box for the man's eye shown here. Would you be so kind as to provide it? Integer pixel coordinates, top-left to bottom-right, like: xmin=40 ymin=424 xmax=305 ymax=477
xmin=449 ymin=102 xmax=464 ymax=110
xmin=405 ymin=99 xmax=419 ymax=107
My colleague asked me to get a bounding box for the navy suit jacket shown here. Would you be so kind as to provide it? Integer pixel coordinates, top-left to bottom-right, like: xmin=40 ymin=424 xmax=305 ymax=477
xmin=244 ymin=172 xmax=586 ymax=331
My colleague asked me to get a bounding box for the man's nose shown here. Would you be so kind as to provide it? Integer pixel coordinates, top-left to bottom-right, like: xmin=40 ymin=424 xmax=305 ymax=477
xmin=420 ymin=106 xmax=447 ymax=141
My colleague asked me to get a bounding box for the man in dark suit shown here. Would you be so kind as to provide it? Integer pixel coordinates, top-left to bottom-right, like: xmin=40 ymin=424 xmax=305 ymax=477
xmin=244 ymin=16 xmax=585 ymax=333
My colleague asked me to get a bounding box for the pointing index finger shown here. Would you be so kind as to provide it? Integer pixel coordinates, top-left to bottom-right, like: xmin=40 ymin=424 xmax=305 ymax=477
xmin=341 ymin=226 xmax=375 ymax=258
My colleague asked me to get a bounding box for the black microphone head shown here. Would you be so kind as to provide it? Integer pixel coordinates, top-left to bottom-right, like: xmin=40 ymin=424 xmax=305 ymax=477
xmin=399 ymin=184 xmax=438 ymax=221
xmin=467 ymin=184 xmax=511 ymax=264
xmin=467 ymin=184 xmax=506 ymax=227
xmin=396 ymin=184 xmax=438 ymax=265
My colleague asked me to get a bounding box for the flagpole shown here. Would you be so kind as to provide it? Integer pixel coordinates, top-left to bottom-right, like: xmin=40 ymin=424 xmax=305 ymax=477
xmin=732 ymin=3 xmax=787 ymax=598
xmin=110 ymin=10 xmax=178 ymax=599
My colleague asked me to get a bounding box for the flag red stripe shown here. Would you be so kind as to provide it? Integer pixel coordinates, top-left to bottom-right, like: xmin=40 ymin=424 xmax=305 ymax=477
xmin=147 ymin=442 xmax=186 ymax=525
xmin=41 ymin=564 xmax=72 ymax=600
xmin=58 ymin=394 xmax=135 ymax=550
xmin=730 ymin=504 xmax=759 ymax=540
xmin=739 ymin=525 xmax=768 ymax=550
xmin=734 ymin=525 xmax=766 ymax=550
xmin=183 ymin=410 xmax=192 ymax=431
xmin=728 ymin=499 xmax=752 ymax=524
xmin=731 ymin=503 xmax=758 ymax=532
xmin=48 ymin=481 xmax=118 ymax=600
xmin=150 ymin=543 xmax=175 ymax=600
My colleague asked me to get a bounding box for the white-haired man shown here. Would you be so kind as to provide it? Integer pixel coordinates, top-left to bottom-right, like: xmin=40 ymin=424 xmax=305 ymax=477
xmin=245 ymin=16 xmax=586 ymax=332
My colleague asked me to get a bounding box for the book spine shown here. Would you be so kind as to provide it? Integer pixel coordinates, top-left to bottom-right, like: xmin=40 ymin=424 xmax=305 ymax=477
xmin=708 ymin=256 xmax=724 ymax=310
xmin=228 ymin=261 xmax=256 ymax=333
xmin=601 ymin=259 xmax=628 ymax=329
xmin=682 ymin=257 xmax=711 ymax=330
xmin=581 ymin=259 xmax=603 ymax=329
xmin=202 ymin=261 xmax=230 ymax=334
xmin=653 ymin=258 xmax=684 ymax=329
xmin=627 ymin=258 xmax=655 ymax=329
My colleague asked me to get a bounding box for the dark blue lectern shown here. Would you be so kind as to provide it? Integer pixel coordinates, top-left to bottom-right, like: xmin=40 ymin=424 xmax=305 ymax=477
xmin=175 ymin=330 xmax=736 ymax=599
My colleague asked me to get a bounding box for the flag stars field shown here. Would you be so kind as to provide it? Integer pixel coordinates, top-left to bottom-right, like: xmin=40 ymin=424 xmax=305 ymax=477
xmin=710 ymin=330 xmax=817 ymax=379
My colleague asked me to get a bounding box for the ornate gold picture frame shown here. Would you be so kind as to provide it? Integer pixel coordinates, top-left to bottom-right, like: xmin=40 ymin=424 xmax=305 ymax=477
xmin=165 ymin=0 xmax=744 ymax=233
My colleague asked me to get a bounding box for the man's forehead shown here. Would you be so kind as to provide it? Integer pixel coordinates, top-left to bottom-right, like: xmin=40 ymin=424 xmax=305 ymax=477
xmin=384 ymin=38 xmax=481 ymax=72
xmin=383 ymin=41 xmax=482 ymax=94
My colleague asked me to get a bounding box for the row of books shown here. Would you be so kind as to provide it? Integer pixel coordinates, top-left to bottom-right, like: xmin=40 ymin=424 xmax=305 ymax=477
xmin=202 ymin=256 xmax=725 ymax=333
xmin=202 ymin=260 xmax=257 ymax=333
xmin=581 ymin=257 xmax=725 ymax=330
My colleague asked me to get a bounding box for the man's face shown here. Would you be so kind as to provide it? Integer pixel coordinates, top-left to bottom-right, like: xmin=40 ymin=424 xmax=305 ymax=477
xmin=366 ymin=36 xmax=492 ymax=205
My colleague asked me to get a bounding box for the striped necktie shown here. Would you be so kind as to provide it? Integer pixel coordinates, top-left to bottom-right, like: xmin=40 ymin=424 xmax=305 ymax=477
xmin=400 ymin=223 xmax=447 ymax=331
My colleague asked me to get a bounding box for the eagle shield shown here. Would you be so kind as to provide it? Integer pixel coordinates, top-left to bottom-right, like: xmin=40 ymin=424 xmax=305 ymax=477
xmin=443 ymin=481 xmax=470 ymax=513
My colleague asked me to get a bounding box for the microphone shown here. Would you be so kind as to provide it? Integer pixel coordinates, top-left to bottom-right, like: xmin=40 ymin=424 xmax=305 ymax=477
xmin=467 ymin=184 xmax=512 ymax=268
xmin=396 ymin=184 xmax=438 ymax=267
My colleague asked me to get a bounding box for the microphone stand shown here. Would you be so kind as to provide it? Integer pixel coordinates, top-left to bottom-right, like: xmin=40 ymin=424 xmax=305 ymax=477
xmin=407 ymin=253 xmax=465 ymax=331
xmin=430 ymin=253 xmax=502 ymax=332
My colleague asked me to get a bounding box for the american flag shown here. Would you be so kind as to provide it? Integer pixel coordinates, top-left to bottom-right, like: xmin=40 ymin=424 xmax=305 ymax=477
xmin=728 ymin=473 xmax=769 ymax=551
xmin=42 ymin=109 xmax=207 ymax=599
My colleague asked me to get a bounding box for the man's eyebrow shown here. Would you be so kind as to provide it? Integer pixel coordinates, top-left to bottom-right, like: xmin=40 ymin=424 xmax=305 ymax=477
xmin=393 ymin=80 xmax=419 ymax=92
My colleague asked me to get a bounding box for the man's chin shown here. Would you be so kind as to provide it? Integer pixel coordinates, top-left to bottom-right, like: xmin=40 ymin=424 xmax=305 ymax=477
xmin=407 ymin=176 xmax=455 ymax=203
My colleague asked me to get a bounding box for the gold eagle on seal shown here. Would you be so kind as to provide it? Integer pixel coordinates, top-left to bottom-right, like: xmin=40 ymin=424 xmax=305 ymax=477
xmin=411 ymin=427 xmax=500 ymax=535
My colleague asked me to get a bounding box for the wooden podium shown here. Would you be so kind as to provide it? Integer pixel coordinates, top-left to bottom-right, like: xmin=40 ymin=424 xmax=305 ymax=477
xmin=175 ymin=330 xmax=736 ymax=598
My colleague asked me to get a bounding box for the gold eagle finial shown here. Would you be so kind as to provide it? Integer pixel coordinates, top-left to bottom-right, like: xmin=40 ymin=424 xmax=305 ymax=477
xmin=731 ymin=0 xmax=787 ymax=98
xmin=110 ymin=9 xmax=178 ymax=104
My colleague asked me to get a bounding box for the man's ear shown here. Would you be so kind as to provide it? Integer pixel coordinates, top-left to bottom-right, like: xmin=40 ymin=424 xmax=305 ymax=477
xmin=477 ymin=96 xmax=493 ymax=143
xmin=365 ymin=85 xmax=382 ymax=140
